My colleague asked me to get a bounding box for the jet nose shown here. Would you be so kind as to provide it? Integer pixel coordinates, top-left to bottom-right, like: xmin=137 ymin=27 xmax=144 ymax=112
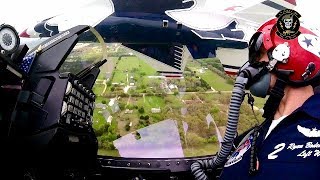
xmin=19 ymin=29 xmax=30 ymax=38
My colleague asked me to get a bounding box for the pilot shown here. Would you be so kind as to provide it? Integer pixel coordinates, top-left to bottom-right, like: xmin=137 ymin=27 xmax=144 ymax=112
xmin=219 ymin=13 xmax=320 ymax=179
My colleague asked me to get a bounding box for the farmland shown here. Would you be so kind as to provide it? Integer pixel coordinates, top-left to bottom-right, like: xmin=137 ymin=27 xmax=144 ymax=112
xmin=92 ymin=54 xmax=266 ymax=158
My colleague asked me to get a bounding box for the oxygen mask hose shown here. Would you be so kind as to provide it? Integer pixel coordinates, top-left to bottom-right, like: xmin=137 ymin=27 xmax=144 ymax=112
xmin=191 ymin=74 xmax=248 ymax=180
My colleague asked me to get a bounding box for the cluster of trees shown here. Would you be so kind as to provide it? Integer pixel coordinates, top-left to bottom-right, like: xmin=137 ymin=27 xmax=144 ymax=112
xmin=107 ymin=51 xmax=135 ymax=57
xmin=197 ymin=58 xmax=224 ymax=72
xmin=182 ymin=68 xmax=211 ymax=92
xmin=94 ymin=123 xmax=120 ymax=150
xmin=93 ymin=54 xmax=266 ymax=155
xmin=197 ymin=58 xmax=235 ymax=84
xmin=95 ymin=90 xmax=264 ymax=153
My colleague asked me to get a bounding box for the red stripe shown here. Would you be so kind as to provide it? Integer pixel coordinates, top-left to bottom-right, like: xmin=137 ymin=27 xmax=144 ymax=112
xmin=225 ymin=71 xmax=238 ymax=76
xmin=285 ymin=0 xmax=296 ymax=5
xmin=19 ymin=29 xmax=30 ymax=38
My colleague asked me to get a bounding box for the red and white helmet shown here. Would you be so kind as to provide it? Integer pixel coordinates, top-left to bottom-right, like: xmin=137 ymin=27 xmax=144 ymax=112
xmin=248 ymin=17 xmax=320 ymax=86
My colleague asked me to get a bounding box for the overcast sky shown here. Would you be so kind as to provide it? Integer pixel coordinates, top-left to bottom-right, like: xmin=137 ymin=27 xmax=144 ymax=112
xmin=0 ymin=0 xmax=318 ymax=33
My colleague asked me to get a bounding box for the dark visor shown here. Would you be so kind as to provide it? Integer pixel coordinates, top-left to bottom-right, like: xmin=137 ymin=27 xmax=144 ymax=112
xmin=248 ymin=32 xmax=264 ymax=64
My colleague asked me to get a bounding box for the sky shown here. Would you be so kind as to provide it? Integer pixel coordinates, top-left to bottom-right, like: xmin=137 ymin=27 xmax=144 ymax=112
xmin=0 ymin=0 xmax=318 ymax=34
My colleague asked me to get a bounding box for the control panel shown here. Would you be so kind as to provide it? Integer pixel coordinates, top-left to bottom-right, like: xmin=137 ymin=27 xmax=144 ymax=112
xmin=61 ymin=77 xmax=95 ymax=129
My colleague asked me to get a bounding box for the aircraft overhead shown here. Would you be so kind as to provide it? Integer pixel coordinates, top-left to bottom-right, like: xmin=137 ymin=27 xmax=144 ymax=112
xmin=19 ymin=0 xmax=296 ymax=76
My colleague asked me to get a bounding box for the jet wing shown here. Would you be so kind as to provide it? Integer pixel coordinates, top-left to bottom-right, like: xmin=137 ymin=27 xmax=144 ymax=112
xmin=20 ymin=0 xmax=115 ymax=38
xmin=165 ymin=0 xmax=296 ymax=32
xmin=165 ymin=0 xmax=296 ymax=76
xmin=232 ymin=0 xmax=296 ymax=25
xmin=121 ymin=43 xmax=192 ymax=77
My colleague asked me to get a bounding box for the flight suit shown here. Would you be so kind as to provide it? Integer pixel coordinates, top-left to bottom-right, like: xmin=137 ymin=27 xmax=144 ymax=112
xmin=220 ymin=93 xmax=320 ymax=180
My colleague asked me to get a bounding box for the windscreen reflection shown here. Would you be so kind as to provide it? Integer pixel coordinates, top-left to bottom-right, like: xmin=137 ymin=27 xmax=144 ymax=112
xmin=60 ymin=29 xmax=105 ymax=74
xmin=114 ymin=119 xmax=184 ymax=158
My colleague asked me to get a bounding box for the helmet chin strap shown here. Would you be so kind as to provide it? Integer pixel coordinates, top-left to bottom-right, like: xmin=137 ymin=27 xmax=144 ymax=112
xmin=262 ymin=77 xmax=287 ymax=120
xmin=262 ymin=43 xmax=291 ymax=120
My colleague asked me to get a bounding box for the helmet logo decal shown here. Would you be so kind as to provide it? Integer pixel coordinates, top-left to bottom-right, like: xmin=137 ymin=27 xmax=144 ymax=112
xmin=298 ymin=34 xmax=320 ymax=58
xmin=276 ymin=9 xmax=301 ymax=40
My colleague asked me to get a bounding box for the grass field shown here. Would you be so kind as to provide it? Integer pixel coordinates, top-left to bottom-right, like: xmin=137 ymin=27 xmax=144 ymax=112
xmin=98 ymin=149 xmax=120 ymax=157
xmin=92 ymin=110 xmax=106 ymax=130
xmin=184 ymin=143 xmax=220 ymax=157
xmin=252 ymin=96 xmax=267 ymax=109
xmin=97 ymin=57 xmax=118 ymax=79
xmin=137 ymin=95 xmax=166 ymax=113
xmin=93 ymin=84 xmax=105 ymax=96
xmin=187 ymin=60 xmax=234 ymax=91
xmin=91 ymin=54 xmax=268 ymax=158
xmin=112 ymin=56 xmax=157 ymax=83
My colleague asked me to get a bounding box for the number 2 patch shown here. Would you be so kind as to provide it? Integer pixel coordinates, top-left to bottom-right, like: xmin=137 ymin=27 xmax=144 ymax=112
xmin=268 ymin=143 xmax=286 ymax=159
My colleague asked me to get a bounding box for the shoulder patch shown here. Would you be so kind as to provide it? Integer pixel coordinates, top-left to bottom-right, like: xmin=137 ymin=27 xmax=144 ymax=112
xmin=224 ymin=134 xmax=253 ymax=167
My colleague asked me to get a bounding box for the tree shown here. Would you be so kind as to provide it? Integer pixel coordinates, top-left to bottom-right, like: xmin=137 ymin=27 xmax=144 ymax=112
xmin=102 ymin=100 xmax=107 ymax=104
xmin=138 ymin=107 xmax=145 ymax=114
xmin=125 ymin=123 xmax=131 ymax=131
xmin=140 ymin=72 xmax=146 ymax=76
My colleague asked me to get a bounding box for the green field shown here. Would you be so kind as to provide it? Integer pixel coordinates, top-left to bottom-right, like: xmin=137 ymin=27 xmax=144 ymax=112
xmin=112 ymin=56 xmax=157 ymax=83
xmin=187 ymin=60 xmax=234 ymax=91
xmin=184 ymin=143 xmax=220 ymax=157
xmin=137 ymin=96 xmax=166 ymax=113
xmin=92 ymin=110 xmax=106 ymax=130
xmin=93 ymin=84 xmax=105 ymax=96
xmin=91 ymin=53 xmax=268 ymax=158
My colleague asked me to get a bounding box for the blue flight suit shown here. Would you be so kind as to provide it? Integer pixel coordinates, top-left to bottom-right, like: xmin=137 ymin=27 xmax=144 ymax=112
xmin=220 ymin=93 xmax=320 ymax=180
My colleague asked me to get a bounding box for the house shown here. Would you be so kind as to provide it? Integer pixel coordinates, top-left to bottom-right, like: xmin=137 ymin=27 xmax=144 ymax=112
xmin=95 ymin=103 xmax=107 ymax=109
xmin=125 ymin=109 xmax=133 ymax=114
xmin=103 ymin=110 xmax=111 ymax=121
xmin=109 ymin=98 xmax=120 ymax=113
xmin=168 ymin=83 xmax=177 ymax=90
xmin=106 ymin=116 xmax=113 ymax=124
xmin=151 ymin=107 xmax=161 ymax=113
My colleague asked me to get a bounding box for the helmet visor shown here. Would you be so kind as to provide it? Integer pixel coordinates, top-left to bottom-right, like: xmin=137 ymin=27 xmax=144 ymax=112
xmin=248 ymin=32 xmax=265 ymax=66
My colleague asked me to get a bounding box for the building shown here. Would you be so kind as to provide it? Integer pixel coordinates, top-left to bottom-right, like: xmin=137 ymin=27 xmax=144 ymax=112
xmin=95 ymin=103 xmax=107 ymax=109
xmin=109 ymin=98 xmax=120 ymax=113
xmin=151 ymin=107 xmax=161 ymax=113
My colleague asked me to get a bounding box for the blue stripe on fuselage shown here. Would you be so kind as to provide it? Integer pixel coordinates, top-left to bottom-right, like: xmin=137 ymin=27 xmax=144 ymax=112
xmin=112 ymin=0 xmax=194 ymax=14
xmin=94 ymin=12 xmax=248 ymax=49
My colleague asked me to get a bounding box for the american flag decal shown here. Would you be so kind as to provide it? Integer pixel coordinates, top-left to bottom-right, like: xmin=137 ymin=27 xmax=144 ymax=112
xmin=19 ymin=52 xmax=37 ymax=73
